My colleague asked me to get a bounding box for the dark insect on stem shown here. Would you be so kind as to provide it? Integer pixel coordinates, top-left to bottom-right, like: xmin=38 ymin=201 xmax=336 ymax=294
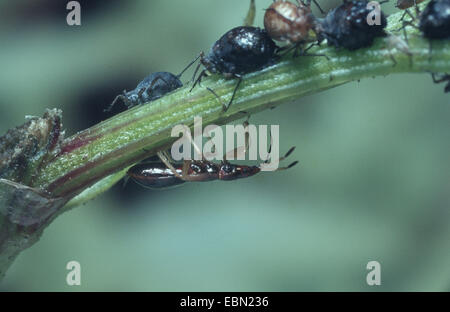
xmin=128 ymin=117 xmax=298 ymax=189
xmin=316 ymin=0 xmax=388 ymax=51
xmin=190 ymin=26 xmax=278 ymax=112
xmin=105 ymin=56 xmax=199 ymax=112
xmin=127 ymin=148 xmax=298 ymax=189
xmin=398 ymin=0 xmax=450 ymax=59
xmin=418 ymin=0 xmax=450 ymax=39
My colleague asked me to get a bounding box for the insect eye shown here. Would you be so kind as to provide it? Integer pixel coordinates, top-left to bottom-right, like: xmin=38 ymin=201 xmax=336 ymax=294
xmin=222 ymin=164 xmax=233 ymax=173
xmin=191 ymin=163 xmax=202 ymax=173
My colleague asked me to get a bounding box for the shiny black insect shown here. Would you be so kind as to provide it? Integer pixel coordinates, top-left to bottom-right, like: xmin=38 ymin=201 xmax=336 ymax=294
xmin=191 ymin=26 xmax=278 ymax=111
xmin=399 ymin=0 xmax=449 ymax=55
xmin=317 ymin=0 xmax=387 ymax=50
xmin=106 ymin=57 xmax=198 ymax=111
xmin=127 ymin=148 xmax=298 ymax=189
xmin=418 ymin=0 xmax=450 ymax=39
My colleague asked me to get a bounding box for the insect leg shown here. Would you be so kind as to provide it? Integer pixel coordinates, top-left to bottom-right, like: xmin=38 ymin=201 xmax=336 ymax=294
xmin=190 ymin=69 xmax=209 ymax=92
xmin=173 ymin=124 xmax=205 ymax=161
xmin=177 ymin=54 xmax=201 ymax=78
xmin=243 ymin=0 xmax=256 ymax=27
xmin=430 ymin=73 xmax=447 ymax=84
xmin=223 ymin=116 xmax=251 ymax=161
xmin=207 ymin=87 xmax=252 ymax=114
xmin=296 ymin=42 xmax=330 ymax=60
xmin=301 ymin=0 xmax=325 ymax=14
xmin=278 ymin=44 xmax=297 ymax=57
xmin=157 ymin=150 xmax=185 ymax=180
xmin=191 ymin=61 xmax=202 ymax=84
xmin=137 ymin=87 xmax=147 ymax=103
xmin=413 ymin=0 xmax=422 ymax=15
xmin=389 ymin=53 xmax=398 ymax=67
xmin=139 ymin=76 xmax=171 ymax=102
xmin=206 ymin=87 xmax=228 ymax=111
xmin=223 ymin=75 xmax=243 ymax=112
xmin=397 ymin=14 xmax=418 ymax=43
xmin=399 ymin=8 xmax=416 ymax=23
xmin=104 ymin=92 xmax=128 ymax=112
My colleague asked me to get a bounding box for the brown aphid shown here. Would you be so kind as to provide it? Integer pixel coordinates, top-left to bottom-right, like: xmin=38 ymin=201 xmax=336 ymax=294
xmin=264 ymin=0 xmax=317 ymax=45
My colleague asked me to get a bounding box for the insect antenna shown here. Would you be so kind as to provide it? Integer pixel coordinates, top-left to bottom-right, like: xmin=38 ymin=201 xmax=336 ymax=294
xmin=122 ymin=174 xmax=131 ymax=189
xmin=302 ymin=0 xmax=325 ymax=14
xmin=190 ymin=68 xmax=208 ymax=92
xmin=261 ymin=127 xmax=298 ymax=170
xmin=190 ymin=52 xmax=206 ymax=84
xmin=177 ymin=54 xmax=201 ymax=79
xmin=104 ymin=93 xmax=127 ymax=112
xmin=264 ymin=146 xmax=296 ymax=163
xmin=260 ymin=146 xmax=299 ymax=171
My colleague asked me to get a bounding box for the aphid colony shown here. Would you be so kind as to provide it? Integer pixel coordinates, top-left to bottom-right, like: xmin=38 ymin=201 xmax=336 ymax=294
xmin=107 ymin=0 xmax=449 ymax=189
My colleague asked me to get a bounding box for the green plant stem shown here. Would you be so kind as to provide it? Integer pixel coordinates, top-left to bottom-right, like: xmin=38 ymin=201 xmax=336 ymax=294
xmin=44 ymin=34 xmax=449 ymax=205
xmin=1 ymin=5 xmax=450 ymax=279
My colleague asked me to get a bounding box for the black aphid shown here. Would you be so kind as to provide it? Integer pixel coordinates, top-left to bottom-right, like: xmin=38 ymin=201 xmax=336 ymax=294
xmin=317 ymin=0 xmax=387 ymax=50
xmin=106 ymin=57 xmax=198 ymax=111
xmin=192 ymin=26 xmax=278 ymax=111
xmin=418 ymin=0 xmax=450 ymax=39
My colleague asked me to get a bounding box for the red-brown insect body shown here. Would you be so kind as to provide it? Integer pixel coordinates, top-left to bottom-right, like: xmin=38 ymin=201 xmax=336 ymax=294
xmin=127 ymin=163 xmax=186 ymax=189
xmin=264 ymin=1 xmax=318 ymax=44
xmin=218 ymin=163 xmax=261 ymax=181
xmin=127 ymin=161 xmax=262 ymax=189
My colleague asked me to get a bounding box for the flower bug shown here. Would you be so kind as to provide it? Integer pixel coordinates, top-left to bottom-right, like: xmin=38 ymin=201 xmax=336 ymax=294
xmin=127 ymin=147 xmax=298 ymax=189
xmin=127 ymin=117 xmax=298 ymax=189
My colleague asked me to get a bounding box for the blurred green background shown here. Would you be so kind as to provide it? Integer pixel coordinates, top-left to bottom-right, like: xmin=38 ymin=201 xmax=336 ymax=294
xmin=0 ymin=0 xmax=449 ymax=291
